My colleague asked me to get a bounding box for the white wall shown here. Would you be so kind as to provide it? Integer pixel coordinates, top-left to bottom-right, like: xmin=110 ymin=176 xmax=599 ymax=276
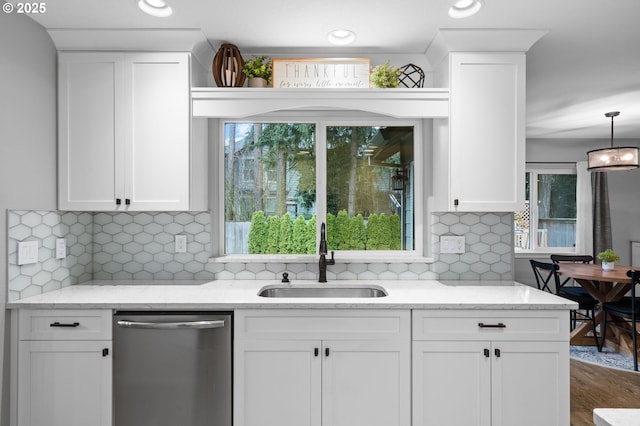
xmin=0 ymin=8 xmax=57 ymax=422
xmin=516 ymin=138 xmax=640 ymax=286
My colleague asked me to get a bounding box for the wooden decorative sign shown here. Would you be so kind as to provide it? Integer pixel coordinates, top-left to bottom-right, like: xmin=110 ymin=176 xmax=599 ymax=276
xmin=272 ymin=58 xmax=370 ymax=89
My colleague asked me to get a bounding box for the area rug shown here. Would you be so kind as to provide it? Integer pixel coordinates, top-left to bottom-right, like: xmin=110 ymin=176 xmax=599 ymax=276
xmin=570 ymin=345 xmax=638 ymax=372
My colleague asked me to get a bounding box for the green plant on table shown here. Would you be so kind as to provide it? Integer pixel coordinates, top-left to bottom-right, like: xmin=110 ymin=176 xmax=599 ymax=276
xmin=597 ymin=249 xmax=620 ymax=263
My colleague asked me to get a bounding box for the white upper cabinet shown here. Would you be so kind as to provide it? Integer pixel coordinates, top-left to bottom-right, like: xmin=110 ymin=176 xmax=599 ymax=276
xmin=58 ymin=51 xmax=205 ymax=211
xmin=433 ymin=52 xmax=526 ymax=212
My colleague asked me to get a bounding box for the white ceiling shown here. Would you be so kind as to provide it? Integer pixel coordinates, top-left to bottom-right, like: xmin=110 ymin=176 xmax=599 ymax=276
xmin=14 ymin=0 xmax=640 ymax=140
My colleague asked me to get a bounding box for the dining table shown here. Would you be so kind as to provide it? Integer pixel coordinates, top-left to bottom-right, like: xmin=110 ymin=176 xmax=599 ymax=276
xmin=557 ymin=263 xmax=638 ymax=354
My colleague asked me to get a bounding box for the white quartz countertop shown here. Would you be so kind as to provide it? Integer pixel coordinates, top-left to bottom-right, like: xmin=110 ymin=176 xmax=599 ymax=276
xmin=594 ymin=409 xmax=640 ymax=426
xmin=6 ymin=280 xmax=578 ymax=310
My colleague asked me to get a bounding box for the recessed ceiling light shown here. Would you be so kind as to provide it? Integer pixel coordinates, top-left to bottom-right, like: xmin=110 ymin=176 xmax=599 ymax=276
xmin=328 ymin=29 xmax=356 ymax=46
xmin=137 ymin=0 xmax=173 ymax=17
xmin=448 ymin=0 xmax=483 ymax=18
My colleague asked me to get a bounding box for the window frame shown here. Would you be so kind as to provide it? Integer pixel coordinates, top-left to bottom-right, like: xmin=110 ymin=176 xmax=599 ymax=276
xmin=515 ymin=163 xmax=577 ymax=255
xmin=212 ymin=112 xmax=428 ymax=262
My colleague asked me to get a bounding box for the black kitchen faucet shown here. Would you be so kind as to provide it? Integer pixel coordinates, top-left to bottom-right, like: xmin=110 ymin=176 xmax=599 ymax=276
xmin=318 ymin=222 xmax=335 ymax=283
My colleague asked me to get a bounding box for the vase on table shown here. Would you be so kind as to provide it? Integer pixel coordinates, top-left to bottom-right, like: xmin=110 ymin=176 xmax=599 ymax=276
xmin=602 ymin=261 xmax=615 ymax=271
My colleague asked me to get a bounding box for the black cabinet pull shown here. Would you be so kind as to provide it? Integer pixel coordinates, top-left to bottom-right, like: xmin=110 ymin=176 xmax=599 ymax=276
xmin=102 ymin=348 xmax=109 ymax=357
xmin=314 ymin=348 xmax=319 ymax=357
xmin=495 ymin=348 xmax=501 ymax=358
xmin=116 ymin=198 xmax=121 ymax=205
xmin=478 ymin=322 xmax=506 ymax=328
xmin=325 ymin=348 xmax=330 ymax=357
xmin=50 ymin=321 xmax=80 ymax=328
xmin=484 ymin=348 xmax=490 ymax=357
xmin=125 ymin=198 xmax=131 ymax=205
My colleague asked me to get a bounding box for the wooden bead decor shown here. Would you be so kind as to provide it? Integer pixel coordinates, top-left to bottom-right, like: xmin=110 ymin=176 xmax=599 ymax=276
xmin=212 ymin=43 xmax=246 ymax=87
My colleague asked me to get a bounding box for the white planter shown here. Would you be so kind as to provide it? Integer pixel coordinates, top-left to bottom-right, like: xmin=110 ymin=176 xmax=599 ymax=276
xmin=602 ymin=261 xmax=615 ymax=271
xmin=248 ymin=77 xmax=268 ymax=88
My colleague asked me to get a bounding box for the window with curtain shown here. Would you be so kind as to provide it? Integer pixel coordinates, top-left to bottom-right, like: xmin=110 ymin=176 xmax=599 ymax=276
xmin=515 ymin=164 xmax=577 ymax=252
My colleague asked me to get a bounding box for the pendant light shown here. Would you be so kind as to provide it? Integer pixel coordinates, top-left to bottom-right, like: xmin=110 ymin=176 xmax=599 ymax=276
xmin=587 ymin=111 xmax=639 ymax=172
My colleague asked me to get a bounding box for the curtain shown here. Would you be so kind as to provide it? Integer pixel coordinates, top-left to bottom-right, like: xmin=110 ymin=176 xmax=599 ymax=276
xmin=591 ymin=171 xmax=613 ymax=259
xmin=575 ymin=161 xmax=593 ymax=256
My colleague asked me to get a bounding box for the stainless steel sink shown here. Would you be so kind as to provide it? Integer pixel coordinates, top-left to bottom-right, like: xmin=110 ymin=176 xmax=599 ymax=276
xmin=258 ymin=285 xmax=387 ymax=298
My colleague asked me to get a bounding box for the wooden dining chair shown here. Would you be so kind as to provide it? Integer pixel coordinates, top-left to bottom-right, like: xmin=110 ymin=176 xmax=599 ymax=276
xmin=599 ymin=269 xmax=640 ymax=371
xmin=529 ymin=259 xmax=599 ymax=346
xmin=550 ymin=255 xmax=600 ymax=332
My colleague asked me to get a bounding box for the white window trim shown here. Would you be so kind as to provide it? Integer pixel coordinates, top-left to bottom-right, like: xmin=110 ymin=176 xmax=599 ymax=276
xmin=210 ymin=111 xmax=430 ymax=263
xmin=515 ymin=163 xmax=577 ymax=255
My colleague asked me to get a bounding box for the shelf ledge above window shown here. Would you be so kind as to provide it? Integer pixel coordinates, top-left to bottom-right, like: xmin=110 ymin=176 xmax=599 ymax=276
xmin=191 ymin=88 xmax=449 ymax=119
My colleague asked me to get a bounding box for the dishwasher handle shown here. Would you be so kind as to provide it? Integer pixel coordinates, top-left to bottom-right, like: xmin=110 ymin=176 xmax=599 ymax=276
xmin=116 ymin=319 xmax=226 ymax=330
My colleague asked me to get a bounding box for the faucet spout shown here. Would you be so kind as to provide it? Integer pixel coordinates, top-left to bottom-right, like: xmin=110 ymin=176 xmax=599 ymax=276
xmin=318 ymin=222 xmax=335 ymax=283
xmin=319 ymin=222 xmax=328 ymax=254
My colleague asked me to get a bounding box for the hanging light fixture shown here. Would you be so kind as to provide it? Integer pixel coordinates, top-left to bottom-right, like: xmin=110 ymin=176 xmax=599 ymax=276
xmin=587 ymin=111 xmax=639 ymax=172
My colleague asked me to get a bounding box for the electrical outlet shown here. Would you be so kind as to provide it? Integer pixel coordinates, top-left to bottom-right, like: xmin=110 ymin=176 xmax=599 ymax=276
xmin=175 ymin=235 xmax=187 ymax=253
xmin=440 ymin=235 xmax=465 ymax=254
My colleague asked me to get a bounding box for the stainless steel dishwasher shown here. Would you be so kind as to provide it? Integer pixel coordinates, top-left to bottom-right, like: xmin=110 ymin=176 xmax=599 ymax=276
xmin=113 ymin=311 xmax=232 ymax=426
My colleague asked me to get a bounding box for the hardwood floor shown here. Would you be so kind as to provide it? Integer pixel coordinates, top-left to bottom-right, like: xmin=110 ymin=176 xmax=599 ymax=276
xmin=571 ymin=358 xmax=640 ymax=425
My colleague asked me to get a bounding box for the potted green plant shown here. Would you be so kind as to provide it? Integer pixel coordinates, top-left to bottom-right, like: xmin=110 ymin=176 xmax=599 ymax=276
xmin=370 ymin=61 xmax=402 ymax=88
xmin=242 ymin=55 xmax=272 ymax=87
xmin=597 ymin=249 xmax=620 ymax=270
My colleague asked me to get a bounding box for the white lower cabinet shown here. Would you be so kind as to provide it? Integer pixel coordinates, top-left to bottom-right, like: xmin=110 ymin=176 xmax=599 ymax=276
xmin=412 ymin=310 xmax=570 ymax=426
xmin=235 ymin=339 xmax=321 ymax=426
xmin=15 ymin=310 xmax=112 ymax=426
xmin=234 ymin=309 xmax=411 ymax=426
xmin=12 ymin=307 xmax=571 ymax=426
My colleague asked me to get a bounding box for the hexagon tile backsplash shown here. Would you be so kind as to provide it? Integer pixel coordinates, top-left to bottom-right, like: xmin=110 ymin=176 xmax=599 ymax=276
xmin=7 ymin=210 xmax=513 ymax=301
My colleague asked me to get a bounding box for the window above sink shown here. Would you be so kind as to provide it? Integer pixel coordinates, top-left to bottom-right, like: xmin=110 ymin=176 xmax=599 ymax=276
xmin=222 ymin=121 xmax=419 ymax=258
xmin=194 ymin=86 xmax=447 ymax=263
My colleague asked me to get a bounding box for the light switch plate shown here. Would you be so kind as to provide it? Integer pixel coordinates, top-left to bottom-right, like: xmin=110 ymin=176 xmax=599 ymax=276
xmin=175 ymin=235 xmax=187 ymax=253
xmin=55 ymin=238 xmax=66 ymax=259
xmin=440 ymin=235 xmax=465 ymax=254
xmin=18 ymin=241 xmax=39 ymax=265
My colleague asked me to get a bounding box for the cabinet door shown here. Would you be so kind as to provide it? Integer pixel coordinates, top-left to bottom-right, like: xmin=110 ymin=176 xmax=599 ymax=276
xmin=491 ymin=341 xmax=569 ymax=426
xmin=58 ymin=53 xmax=124 ymax=210
xmin=123 ymin=52 xmax=191 ymax=210
xmin=448 ymin=52 xmax=525 ymax=211
xmin=17 ymin=340 xmax=112 ymax=426
xmin=323 ymin=340 xmax=410 ymax=426
xmin=413 ymin=341 xmax=491 ymax=426
xmin=234 ymin=339 xmax=321 ymax=426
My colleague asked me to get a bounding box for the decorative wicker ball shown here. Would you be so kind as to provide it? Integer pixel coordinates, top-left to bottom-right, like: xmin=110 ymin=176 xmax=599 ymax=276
xmin=212 ymin=43 xmax=246 ymax=87
xmin=398 ymin=63 xmax=425 ymax=88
